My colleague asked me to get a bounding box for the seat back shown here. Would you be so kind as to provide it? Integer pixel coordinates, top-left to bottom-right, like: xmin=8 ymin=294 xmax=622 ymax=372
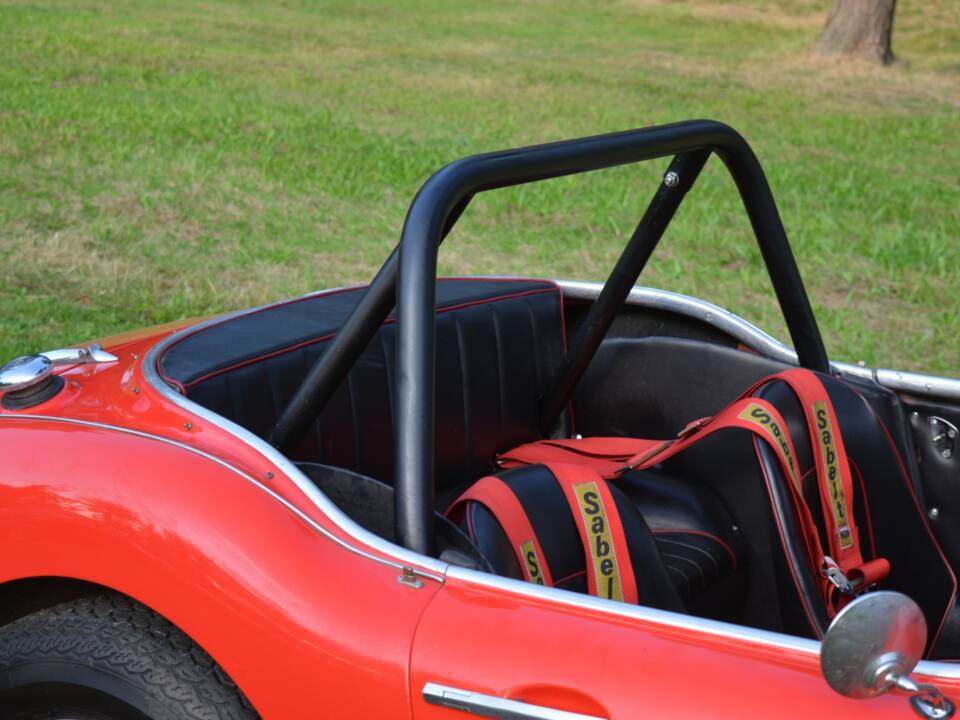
xmin=158 ymin=278 xmax=568 ymax=495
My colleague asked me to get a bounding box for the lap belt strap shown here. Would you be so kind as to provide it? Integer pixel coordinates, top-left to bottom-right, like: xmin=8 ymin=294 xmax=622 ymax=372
xmin=498 ymin=369 xmax=889 ymax=614
xmin=498 ymin=435 xmax=666 ymax=478
xmin=447 ymin=462 xmax=640 ymax=604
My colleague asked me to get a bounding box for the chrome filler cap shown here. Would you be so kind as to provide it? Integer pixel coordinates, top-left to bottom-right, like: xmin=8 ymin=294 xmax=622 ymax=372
xmin=0 ymin=344 xmax=117 ymax=410
xmin=0 ymin=354 xmax=54 ymax=393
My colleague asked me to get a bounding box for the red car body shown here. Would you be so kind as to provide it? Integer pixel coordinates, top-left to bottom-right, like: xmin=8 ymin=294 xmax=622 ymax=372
xmin=1 ymin=316 xmax=957 ymax=719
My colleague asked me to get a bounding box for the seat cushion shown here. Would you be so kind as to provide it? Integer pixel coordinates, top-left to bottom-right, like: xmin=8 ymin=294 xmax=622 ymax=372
xmin=616 ymin=469 xmax=747 ymax=621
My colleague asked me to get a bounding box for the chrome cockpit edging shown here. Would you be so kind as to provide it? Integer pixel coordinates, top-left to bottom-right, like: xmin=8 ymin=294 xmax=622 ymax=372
xmin=139 ymin=279 xmax=960 ymax=679
xmin=0 ymin=412 xmax=445 ymax=584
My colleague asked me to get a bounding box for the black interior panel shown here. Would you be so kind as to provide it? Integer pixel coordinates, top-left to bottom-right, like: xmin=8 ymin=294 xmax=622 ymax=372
xmin=160 ymin=279 xmax=558 ymax=387
xmin=902 ymin=398 xmax=960 ymax=584
xmin=296 ymin=462 xmax=490 ymax=570
xmin=571 ymin=336 xmax=789 ymax=439
xmin=174 ymin=278 xmax=568 ymax=497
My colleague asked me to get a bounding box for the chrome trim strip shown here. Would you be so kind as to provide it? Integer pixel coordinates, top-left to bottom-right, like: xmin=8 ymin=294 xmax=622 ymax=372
xmin=423 ymin=682 xmax=602 ymax=720
xmin=560 ymin=280 xmax=798 ymax=365
xmin=875 ymin=369 xmax=960 ymax=401
xmin=0 ymin=413 xmax=444 ymax=584
xmin=917 ymin=659 xmax=960 ymax=680
xmin=557 ymin=280 xmax=960 ymax=399
xmin=137 ymin=279 xmax=960 ymax=678
xmin=43 ymin=344 xmax=118 ymax=366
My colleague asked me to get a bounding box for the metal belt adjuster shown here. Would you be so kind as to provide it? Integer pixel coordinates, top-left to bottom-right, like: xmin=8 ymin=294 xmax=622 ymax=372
xmin=822 ymin=555 xmax=857 ymax=596
xmin=617 ymin=418 xmax=710 ymax=474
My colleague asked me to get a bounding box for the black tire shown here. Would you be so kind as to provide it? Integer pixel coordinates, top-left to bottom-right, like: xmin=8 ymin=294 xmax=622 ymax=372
xmin=0 ymin=594 xmax=259 ymax=720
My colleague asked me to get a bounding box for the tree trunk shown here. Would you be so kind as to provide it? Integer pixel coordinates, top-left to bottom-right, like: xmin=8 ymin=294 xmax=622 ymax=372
xmin=816 ymin=0 xmax=897 ymax=65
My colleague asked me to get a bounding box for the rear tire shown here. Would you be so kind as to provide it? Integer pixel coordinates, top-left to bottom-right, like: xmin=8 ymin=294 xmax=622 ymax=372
xmin=0 ymin=594 xmax=258 ymax=720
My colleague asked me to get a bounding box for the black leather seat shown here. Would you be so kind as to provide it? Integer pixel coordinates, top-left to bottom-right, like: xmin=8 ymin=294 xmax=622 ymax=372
xmin=449 ymin=460 xmax=748 ymax=616
xmin=617 ymin=469 xmax=747 ymax=620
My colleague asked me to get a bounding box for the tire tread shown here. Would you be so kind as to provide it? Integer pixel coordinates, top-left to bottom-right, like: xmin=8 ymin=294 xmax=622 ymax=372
xmin=0 ymin=594 xmax=258 ymax=720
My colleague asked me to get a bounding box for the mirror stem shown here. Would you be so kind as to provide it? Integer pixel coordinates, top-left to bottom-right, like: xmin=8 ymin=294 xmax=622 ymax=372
xmin=883 ymin=671 xmax=956 ymax=719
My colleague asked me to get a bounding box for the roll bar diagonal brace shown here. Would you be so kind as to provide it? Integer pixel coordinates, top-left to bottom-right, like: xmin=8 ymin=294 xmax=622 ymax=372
xmin=538 ymin=148 xmax=711 ymax=432
xmin=268 ymin=119 xmax=830 ymax=556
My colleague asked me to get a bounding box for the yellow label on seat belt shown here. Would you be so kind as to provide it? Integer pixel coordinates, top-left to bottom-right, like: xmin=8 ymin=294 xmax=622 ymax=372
xmin=520 ymin=540 xmax=546 ymax=585
xmin=738 ymin=402 xmax=802 ymax=492
xmin=573 ymin=482 xmax=623 ymax=601
xmin=813 ymin=400 xmax=853 ymax=549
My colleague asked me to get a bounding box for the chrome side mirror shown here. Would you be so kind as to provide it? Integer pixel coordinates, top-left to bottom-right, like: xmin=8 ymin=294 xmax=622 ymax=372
xmin=821 ymin=591 xmax=955 ymax=718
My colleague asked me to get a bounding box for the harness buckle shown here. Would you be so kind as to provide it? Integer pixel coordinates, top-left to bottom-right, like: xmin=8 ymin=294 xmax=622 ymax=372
xmin=822 ymin=556 xmax=856 ymax=596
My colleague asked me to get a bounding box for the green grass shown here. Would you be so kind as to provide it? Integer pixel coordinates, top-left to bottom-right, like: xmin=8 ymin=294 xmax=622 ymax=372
xmin=1 ymin=0 xmax=958 ymax=373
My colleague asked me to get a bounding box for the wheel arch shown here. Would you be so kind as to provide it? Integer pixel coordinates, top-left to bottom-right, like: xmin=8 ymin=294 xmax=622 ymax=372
xmin=0 ymin=417 xmax=441 ymax=717
xmin=0 ymin=575 xmax=112 ymax=627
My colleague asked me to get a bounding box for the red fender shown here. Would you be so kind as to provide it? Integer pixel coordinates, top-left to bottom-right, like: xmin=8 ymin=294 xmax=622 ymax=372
xmin=0 ymin=418 xmax=441 ymax=718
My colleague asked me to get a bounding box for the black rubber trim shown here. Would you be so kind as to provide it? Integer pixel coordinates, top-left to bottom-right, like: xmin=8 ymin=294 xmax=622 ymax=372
xmin=2 ymin=375 xmax=65 ymax=410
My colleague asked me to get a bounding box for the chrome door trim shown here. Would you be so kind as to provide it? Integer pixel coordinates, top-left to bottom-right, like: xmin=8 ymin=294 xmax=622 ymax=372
xmin=558 ymin=280 xmax=959 ymax=399
xmin=875 ymin=368 xmax=960 ymax=401
xmin=559 ymin=280 xmax=799 ymax=366
xmin=423 ymin=683 xmax=604 ymax=720
xmin=137 ymin=279 xmax=960 ymax=679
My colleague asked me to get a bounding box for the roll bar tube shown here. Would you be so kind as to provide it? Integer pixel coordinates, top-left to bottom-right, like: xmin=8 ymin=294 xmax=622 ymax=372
xmin=395 ymin=119 xmax=828 ymax=554
xmin=538 ymin=148 xmax=711 ymax=432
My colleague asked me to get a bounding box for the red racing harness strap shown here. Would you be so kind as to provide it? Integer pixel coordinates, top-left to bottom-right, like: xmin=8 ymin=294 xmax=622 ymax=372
xmin=550 ymin=462 xmax=639 ymax=604
xmin=500 ymin=398 xmax=805 ymax=490
xmin=447 ymin=475 xmax=554 ymax=587
xmin=498 ymin=369 xmax=890 ymax=614
xmin=745 ymin=369 xmax=889 ymax=604
xmin=447 ymin=462 xmax=639 ymax=604
xmin=498 ymin=435 xmax=665 ymax=478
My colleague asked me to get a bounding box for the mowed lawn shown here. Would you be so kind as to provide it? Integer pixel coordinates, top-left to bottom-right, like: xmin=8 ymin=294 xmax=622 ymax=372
xmin=1 ymin=1 xmax=958 ymax=372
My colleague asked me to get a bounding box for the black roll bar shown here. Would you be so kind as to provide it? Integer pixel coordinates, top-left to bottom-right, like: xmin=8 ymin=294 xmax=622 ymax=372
xmin=271 ymin=120 xmax=830 ymax=556
xmin=394 ymin=119 xmax=828 ymax=553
